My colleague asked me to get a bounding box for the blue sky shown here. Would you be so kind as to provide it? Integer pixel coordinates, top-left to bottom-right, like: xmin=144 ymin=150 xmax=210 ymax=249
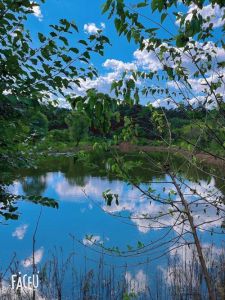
xmin=28 ymin=0 xmax=137 ymax=72
xmin=27 ymin=1 xmax=225 ymax=108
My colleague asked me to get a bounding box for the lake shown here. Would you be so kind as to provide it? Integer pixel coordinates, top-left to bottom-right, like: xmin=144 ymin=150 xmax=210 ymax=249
xmin=1 ymin=152 xmax=224 ymax=299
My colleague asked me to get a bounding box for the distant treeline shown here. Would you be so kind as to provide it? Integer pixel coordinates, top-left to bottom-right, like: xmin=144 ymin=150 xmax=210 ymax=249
xmin=1 ymin=95 xmax=223 ymax=155
xmin=38 ymin=102 xmax=223 ymax=151
xmin=39 ymin=102 xmax=210 ymax=137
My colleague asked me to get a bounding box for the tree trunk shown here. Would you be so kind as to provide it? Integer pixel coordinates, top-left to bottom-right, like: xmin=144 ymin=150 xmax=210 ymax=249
xmin=76 ymin=139 xmax=80 ymax=147
xmin=169 ymin=171 xmax=216 ymax=300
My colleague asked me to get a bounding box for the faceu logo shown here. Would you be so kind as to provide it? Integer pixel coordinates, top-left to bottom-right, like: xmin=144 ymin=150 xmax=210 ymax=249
xmin=11 ymin=272 xmax=39 ymax=290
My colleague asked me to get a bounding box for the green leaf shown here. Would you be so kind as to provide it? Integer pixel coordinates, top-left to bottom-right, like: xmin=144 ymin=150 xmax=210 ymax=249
xmin=83 ymin=51 xmax=90 ymax=59
xmin=70 ymin=47 xmax=79 ymax=54
xmin=50 ymin=31 xmax=58 ymax=37
xmin=161 ymin=13 xmax=167 ymax=23
xmin=79 ymin=40 xmax=88 ymax=46
xmin=102 ymin=0 xmax=113 ymax=14
xmin=137 ymin=2 xmax=148 ymax=8
xmin=137 ymin=241 xmax=144 ymax=248
xmin=61 ymin=54 xmax=72 ymax=63
xmin=38 ymin=33 xmax=46 ymax=43
xmin=59 ymin=36 xmax=69 ymax=46
xmin=151 ymin=0 xmax=164 ymax=12
xmin=71 ymin=22 xmax=79 ymax=32
xmin=176 ymin=33 xmax=189 ymax=48
xmin=114 ymin=18 xmax=121 ymax=32
xmin=165 ymin=66 xmax=173 ymax=78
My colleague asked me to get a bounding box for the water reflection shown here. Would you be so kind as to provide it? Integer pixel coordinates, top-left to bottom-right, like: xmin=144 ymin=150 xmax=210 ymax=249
xmin=2 ymin=154 xmax=224 ymax=299
xmin=10 ymin=155 xmax=225 ymax=237
xmin=161 ymin=242 xmax=225 ymax=298
xmin=125 ymin=269 xmax=148 ymax=294
xmin=22 ymin=247 xmax=44 ymax=268
xmin=21 ymin=176 xmax=47 ymax=197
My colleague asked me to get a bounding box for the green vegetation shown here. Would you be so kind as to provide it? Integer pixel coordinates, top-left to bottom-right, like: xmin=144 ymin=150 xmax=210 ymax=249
xmin=65 ymin=111 xmax=90 ymax=146
xmin=0 ymin=0 xmax=110 ymax=219
xmin=30 ymin=111 xmax=49 ymax=140
xmin=18 ymin=99 xmax=224 ymax=157
xmin=0 ymin=0 xmax=224 ymax=299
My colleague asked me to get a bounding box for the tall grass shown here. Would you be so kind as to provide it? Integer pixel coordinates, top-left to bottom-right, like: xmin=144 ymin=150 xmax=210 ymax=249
xmin=0 ymin=242 xmax=224 ymax=300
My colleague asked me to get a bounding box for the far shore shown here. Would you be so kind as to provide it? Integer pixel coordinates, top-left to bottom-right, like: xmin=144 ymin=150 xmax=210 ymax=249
xmin=46 ymin=142 xmax=225 ymax=169
xmin=117 ymin=142 xmax=225 ymax=168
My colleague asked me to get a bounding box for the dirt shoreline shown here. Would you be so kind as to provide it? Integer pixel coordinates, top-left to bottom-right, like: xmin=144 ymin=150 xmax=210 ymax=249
xmin=48 ymin=143 xmax=225 ymax=169
xmin=116 ymin=142 xmax=225 ymax=168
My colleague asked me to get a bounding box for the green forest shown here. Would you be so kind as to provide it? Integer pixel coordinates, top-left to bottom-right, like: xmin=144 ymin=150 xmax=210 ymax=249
xmin=2 ymin=91 xmax=224 ymax=156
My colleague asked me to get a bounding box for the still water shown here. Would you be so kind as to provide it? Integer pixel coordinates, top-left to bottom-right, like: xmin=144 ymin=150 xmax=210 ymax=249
xmin=1 ymin=153 xmax=224 ymax=299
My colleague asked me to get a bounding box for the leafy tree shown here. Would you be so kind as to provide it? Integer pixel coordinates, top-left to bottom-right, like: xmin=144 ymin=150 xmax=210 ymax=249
xmin=0 ymin=0 xmax=110 ymax=220
xmin=76 ymin=1 xmax=225 ymax=299
xmin=30 ymin=111 xmax=49 ymax=139
xmin=65 ymin=112 xmax=90 ymax=146
xmin=41 ymin=105 xmax=69 ymax=130
xmin=0 ymin=0 xmax=109 ymax=166
xmin=69 ymin=89 xmax=120 ymax=137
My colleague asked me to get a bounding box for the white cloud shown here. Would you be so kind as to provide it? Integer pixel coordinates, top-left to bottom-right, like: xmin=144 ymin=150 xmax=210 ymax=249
xmin=82 ymin=235 xmax=103 ymax=246
xmin=66 ymin=58 xmax=138 ymax=97
xmin=15 ymin=172 xmax=224 ymax=235
xmin=125 ymin=270 xmax=148 ymax=294
xmin=31 ymin=2 xmax=43 ymax=21
xmin=12 ymin=224 xmax=28 ymax=240
xmin=40 ymin=171 xmax=225 ymax=234
xmin=189 ymin=95 xmax=217 ymax=110
xmin=102 ymin=176 xmax=224 ymax=234
xmin=100 ymin=22 xmax=106 ymax=29
xmin=84 ymin=22 xmax=105 ymax=35
xmin=56 ymin=38 xmax=224 ymax=109
xmin=181 ymin=178 xmax=224 ymax=230
xmin=134 ymin=46 xmax=162 ymax=72
xmin=134 ymin=40 xmax=225 ymax=77
xmin=70 ymin=71 xmax=121 ymax=96
xmin=55 ymin=177 xmax=125 ymax=201
xmin=168 ymin=68 xmax=225 ymax=109
xmin=161 ymin=243 xmax=223 ymax=287
xmin=151 ymin=98 xmax=177 ymax=109
xmin=180 ymin=4 xmax=225 ymax=29
xmin=103 ymin=59 xmax=137 ymax=72
xmin=63 ymin=58 xmax=139 ymax=98
xmin=22 ymin=247 xmax=44 ymax=268
xmin=0 ymin=280 xmax=46 ymax=300
xmin=9 ymin=180 xmax=20 ymax=195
